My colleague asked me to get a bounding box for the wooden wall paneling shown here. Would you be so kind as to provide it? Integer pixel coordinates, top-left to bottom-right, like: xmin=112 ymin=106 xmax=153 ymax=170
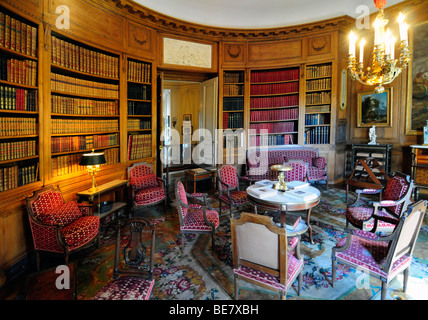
xmin=0 ymin=0 xmax=43 ymax=22
xmin=248 ymin=39 xmax=302 ymax=68
xmin=220 ymin=41 xmax=247 ymax=68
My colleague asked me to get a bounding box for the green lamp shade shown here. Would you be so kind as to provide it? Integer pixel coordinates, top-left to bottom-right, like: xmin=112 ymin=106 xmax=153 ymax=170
xmin=79 ymin=152 xmax=106 ymax=166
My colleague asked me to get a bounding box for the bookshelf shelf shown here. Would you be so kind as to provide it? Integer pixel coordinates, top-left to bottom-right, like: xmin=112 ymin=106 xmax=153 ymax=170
xmin=49 ymin=31 xmax=121 ymax=179
xmin=127 ymin=57 xmax=153 ymax=161
xmin=0 ymin=6 xmax=40 ymax=192
xmin=304 ymin=62 xmax=332 ymax=145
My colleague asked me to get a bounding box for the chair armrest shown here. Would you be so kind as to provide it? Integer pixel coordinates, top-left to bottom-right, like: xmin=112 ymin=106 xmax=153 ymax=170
xmin=312 ymin=157 xmax=326 ymax=170
xmin=77 ymin=202 xmax=91 ymax=216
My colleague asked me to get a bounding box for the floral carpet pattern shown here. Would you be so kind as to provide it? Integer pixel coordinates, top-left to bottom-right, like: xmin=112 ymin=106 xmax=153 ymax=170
xmin=76 ymin=187 xmax=428 ymax=300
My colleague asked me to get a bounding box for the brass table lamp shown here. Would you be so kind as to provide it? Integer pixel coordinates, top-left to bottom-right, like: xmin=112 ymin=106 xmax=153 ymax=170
xmin=79 ymin=150 xmax=106 ymax=191
xmin=271 ymin=164 xmax=292 ymax=191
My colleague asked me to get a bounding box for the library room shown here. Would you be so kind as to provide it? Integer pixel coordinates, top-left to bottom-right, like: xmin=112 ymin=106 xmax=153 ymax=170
xmin=0 ymin=0 xmax=427 ymax=308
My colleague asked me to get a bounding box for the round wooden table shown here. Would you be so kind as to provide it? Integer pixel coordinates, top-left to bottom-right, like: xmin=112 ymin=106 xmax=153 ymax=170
xmin=246 ymin=182 xmax=321 ymax=243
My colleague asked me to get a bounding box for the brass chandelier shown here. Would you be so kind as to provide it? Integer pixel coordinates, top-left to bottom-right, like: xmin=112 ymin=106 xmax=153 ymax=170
xmin=348 ymin=0 xmax=411 ymax=93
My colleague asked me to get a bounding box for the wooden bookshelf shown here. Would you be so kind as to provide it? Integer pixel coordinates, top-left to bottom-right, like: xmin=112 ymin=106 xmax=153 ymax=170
xmin=126 ymin=57 xmax=152 ymax=161
xmin=249 ymin=67 xmax=299 ymax=147
xmin=304 ymin=62 xmax=332 ymax=145
xmin=0 ymin=6 xmax=39 ymax=192
xmin=49 ymin=31 xmax=120 ymax=179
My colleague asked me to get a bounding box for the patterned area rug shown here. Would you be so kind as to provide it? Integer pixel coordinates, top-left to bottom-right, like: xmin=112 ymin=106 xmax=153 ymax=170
xmin=76 ymin=187 xmax=428 ymax=300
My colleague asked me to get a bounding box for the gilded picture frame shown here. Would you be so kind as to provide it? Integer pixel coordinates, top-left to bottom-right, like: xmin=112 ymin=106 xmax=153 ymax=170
xmin=357 ymin=88 xmax=392 ymax=127
xmin=406 ymin=20 xmax=428 ymax=135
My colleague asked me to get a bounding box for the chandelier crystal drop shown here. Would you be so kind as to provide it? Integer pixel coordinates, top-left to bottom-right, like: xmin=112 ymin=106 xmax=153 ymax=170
xmin=348 ymin=0 xmax=411 ymax=93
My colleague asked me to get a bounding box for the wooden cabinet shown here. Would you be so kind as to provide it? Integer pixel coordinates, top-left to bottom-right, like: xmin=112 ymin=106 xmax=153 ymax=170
xmin=49 ymin=32 xmax=120 ymax=179
xmin=0 ymin=6 xmax=39 ymax=192
xmin=411 ymin=145 xmax=428 ymax=198
xmin=350 ymin=143 xmax=392 ymax=179
xmin=126 ymin=58 xmax=153 ymax=160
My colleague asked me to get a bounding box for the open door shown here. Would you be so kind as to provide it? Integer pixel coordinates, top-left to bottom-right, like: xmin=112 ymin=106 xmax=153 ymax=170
xmin=198 ymin=77 xmax=218 ymax=166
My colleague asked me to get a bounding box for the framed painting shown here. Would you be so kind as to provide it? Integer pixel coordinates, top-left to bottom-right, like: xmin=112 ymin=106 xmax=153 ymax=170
xmin=406 ymin=21 xmax=428 ymax=135
xmin=357 ymin=88 xmax=392 ymax=127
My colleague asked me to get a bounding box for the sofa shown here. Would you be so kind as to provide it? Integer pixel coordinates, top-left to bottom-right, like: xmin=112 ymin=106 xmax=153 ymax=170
xmin=245 ymin=146 xmax=328 ymax=186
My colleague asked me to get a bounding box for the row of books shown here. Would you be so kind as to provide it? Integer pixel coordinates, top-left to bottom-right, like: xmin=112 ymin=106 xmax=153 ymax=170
xmin=249 ymin=134 xmax=294 ymax=146
xmin=250 ymin=95 xmax=299 ymax=109
xmin=250 ymin=81 xmax=299 ymax=96
xmin=128 ymin=83 xmax=151 ymax=100
xmin=250 ymin=108 xmax=298 ymax=122
xmin=0 ymin=117 xmax=37 ymax=136
xmin=127 ymin=119 xmax=151 ymax=130
xmin=251 ymin=69 xmax=299 ymax=83
xmin=0 ymin=139 xmax=36 ymax=161
xmin=304 ymin=126 xmax=330 ymax=144
xmin=0 ymin=85 xmax=37 ymax=111
xmin=223 ymin=84 xmax=243 ymax=96
xmin=51 ymin=133 xmax=119 ymax=153
xmin=52 ymin=147 xmax=119 ymax=177
xmin=223 ymin=112 xmax=244 ymax=129
xmin=51 ymin=73 xmax=119 ymax=99
xmin=415 ymin=154 xmax=428 ymax=165
xmin=127 ymin=101 xmax=151 ymax=115
xmin=0 ymin=12 xmax=37 ymax=57
xmin=0 ymin=57 xmax=37 ymax=86
xmin=51 ymin=119 xmax=118 ymax=134
xmin=306 ymin=64 xmax=332 ymax=79
xmin=0 ymin=163 xmax=38 ymax=192
xmin=250 ymin=121 xmax=295 ymax=134
xmin=305 ymin=113 xmax=330 ymax=125
xmin=223 ymin=97 xmax=244 ymax=111
xmin=224 ymin=72 xmax=244 ymax=84
xmin=306 ymin=91 xmax=331 ymax=105
xmin=306 ymin=77 xmax=331 ymax=91
xmin=51 ymin=95 xmax=119 ymax=116
xmin=306 ymin=105 xmax=330 ymax=113
xmin=127 ymin=134 xmax=152 ymax=160
xmin=128 ymin=60 xmax=151 ymax=83
xmin=51 ymin=36 xmax=119 ymax=78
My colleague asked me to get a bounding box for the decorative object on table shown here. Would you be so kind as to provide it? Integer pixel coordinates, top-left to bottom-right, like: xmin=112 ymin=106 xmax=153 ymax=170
xmin=26 ymin=185 xmax=100 ymax=271
xmin=271 ymin=164 xmax=292 ymax=191
xmin=424 ymin=120 xmax=428 ymax=145
xmin=79 ymin=150 xmax=106 ymax=191
xmin=347 ymin=0 xmax=411 ymax=94
xmin=357 ymin=89 xmax=391 ymax=127
xmin=368 ymin=125 xmax=377 ymax=145
xmin=333 ymin=200 xmax=427 ymax=300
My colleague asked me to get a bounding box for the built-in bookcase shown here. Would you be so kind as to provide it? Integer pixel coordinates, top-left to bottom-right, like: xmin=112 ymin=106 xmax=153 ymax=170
xmin=0 ymin=6 xmax=39 ymax=192
xmin=50 ymin=32 xmax=120 ymax=178
xmin=304 ymin=62 xmax=332 ymax=145
xmin=249 ymin=67 xmax=299 ymax=148
xmin=126 ymin=57 xmax=152 ymax=161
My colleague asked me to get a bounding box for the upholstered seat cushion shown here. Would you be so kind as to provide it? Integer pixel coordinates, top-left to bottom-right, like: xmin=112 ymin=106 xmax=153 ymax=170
xmin=37 ymin=201 xmax=83 ymax=227
xmin=60 ymin=215 xmax=99 ymax=249
xmin=181 ymin=209 xmax=220 ymax=231
xmin=135 ymin=186 xmax=165 ymax=205
xmin=92 ymin=276 xmax=154 ymax=300
xmin=234 ymin=251 xmax=303 ymax=291
xmin=346 ymin=206 xmax=398 ymax=231
xmin=219 ymin=190 xmax=248 ymax=205
xmin=335 ymin=231 xmax=412 ymax=281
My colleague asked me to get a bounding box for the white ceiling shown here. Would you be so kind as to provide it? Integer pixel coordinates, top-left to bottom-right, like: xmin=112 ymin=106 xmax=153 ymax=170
xmin=132 ymin=0 xmax=405 ymax=29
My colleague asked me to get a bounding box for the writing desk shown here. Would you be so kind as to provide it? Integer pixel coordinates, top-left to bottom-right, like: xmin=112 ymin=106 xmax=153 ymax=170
xmin=247 ymin=182 xmax=321 ymax=243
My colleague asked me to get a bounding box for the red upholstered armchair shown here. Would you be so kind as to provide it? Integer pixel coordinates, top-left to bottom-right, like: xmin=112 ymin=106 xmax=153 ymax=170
xmin=346 ymin=172 xmax=414 ymax=233
xmin=26 ymin=185 xmax=100 ymax=271
xmin=217 ymin=165 xmax=250 ymax=217
xmin=175 ymin=180 xmax=219 ymax=252
xmin=127 ymin=162 xmax=167 ymax=214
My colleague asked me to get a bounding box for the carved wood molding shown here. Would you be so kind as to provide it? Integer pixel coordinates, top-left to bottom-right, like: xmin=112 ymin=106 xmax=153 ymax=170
xmin=111 ymin=0 xmax=354 ymax=40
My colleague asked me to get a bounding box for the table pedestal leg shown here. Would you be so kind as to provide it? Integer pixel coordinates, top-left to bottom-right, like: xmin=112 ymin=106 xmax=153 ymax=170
xmin=306 ymin=208 xmax=313 ymax=244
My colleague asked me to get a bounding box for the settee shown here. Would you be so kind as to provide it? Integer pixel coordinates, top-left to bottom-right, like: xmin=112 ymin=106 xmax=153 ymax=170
xmin=245 ymin=146 xmax=328 ymax=186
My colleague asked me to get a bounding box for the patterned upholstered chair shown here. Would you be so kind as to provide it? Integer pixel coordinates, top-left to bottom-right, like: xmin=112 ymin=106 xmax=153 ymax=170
xmin=217 ymin=165 xmax=250 ymax=217
xmin=128 ymin=162 xmax=167 ymax=214
xmin=346 ymin=172 xmax=414 ymax=233
xmin=283 ymin=160 xmax=309 ymax=182
xmin=26 ymin=185 xmax=100 ymax=271
xmin=175 ymin=180 xmax=219 ymax=252
xmin=231 ymin=212 xmax=303 ymax=300
xmin=92 ymin=217 xmax=155 ymax=300
xmin=332 ymin=200 xmax=427 ymax=300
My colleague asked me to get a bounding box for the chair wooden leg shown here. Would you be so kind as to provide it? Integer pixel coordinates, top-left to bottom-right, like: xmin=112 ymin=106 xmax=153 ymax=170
xmin=181 ymin=233 xmax=185 ymax=253
xmin=403 ymin=267 xmax=409 ymax=293
xmin=298 ymin=270 xmax=302 ymax=296
xmin=219 ymin=199 xmax=222 ymax=216
xmin=381 ymin=281 xmax=387 ymax=300
xmin=234 ymin=275 xmax=239 ymax=300
xmin=331 ymin=257 xmax=336 ymax=287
